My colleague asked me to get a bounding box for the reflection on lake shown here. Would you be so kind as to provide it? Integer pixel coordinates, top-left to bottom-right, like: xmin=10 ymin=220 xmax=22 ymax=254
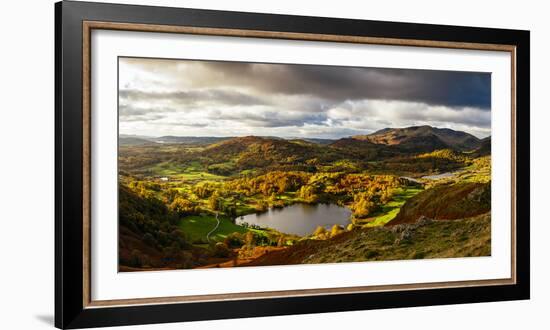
xmin=237 ymin=203 xmax=351 ymax=236
xmin=422 ymin=172 xmax=455 ymax=180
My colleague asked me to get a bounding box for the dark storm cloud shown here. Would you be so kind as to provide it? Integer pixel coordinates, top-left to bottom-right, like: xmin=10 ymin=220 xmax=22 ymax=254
xmin=197 ymin=62 xmax=491 ymax=109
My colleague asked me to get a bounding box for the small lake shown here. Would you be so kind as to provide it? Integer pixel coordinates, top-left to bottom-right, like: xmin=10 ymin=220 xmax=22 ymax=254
xmin=422 ymin=172 xmax=455 ymax=180
xmin=237 ymin=203 xmax=352 ymax=236
xmin=401 ymin=172 xmax=456 ymax=183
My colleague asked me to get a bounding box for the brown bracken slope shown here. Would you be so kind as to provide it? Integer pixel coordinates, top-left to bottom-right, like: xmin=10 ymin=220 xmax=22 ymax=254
xmin=386 ymin=182 xmax=491 ymax=226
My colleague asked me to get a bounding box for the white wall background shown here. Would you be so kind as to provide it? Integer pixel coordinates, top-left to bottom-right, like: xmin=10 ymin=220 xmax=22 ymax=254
xmin=0 ymin=0 xmax=546 ymax=329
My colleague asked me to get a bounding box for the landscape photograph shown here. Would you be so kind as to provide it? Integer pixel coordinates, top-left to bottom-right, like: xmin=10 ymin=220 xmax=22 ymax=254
xmin=118 ymin=57 xmax=492 ymax=271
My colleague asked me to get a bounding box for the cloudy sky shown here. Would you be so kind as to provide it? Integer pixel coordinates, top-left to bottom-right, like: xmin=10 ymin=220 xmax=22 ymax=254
xmin=119 ymin=57 xmax=491 ymax=139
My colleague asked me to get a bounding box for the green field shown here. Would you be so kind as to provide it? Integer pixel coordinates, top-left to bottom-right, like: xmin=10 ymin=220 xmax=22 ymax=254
xmin=178 ymin=215 xmax=248 ymax=243
xmin=363 ymin=187 xmax=423 ymax=227
xmin=148 ymin=161 xmax=227 ymax=181
xmin=148 ymin=161 xmax=188 ymax=176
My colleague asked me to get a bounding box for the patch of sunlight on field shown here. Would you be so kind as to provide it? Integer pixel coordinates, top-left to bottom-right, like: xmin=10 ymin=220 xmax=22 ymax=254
xmin=147 ymin=161 xmax=227 ymax=181
xmin=148 ymin=161 xmax=187 ymax=176
xmin=179 ymin=215 xmax=248 ymax=244
xmin=364 ymin=187 xmax=423 ymax=227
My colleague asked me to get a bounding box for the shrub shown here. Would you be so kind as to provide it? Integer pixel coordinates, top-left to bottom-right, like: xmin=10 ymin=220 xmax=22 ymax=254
xmin=313 ymin=226 xmax=327 ymax=236
xmin=224 ymin=232 xmax=245 ymax=248
xmin=213 ymin=242 xmax=231 ymax=258
xmin=365 ymin=250 xmax=379 ymax=258
xmin=175 ymin=251 xmax=194 ymax=269
xmin=330 ymin=225 xmax=344 ymax=237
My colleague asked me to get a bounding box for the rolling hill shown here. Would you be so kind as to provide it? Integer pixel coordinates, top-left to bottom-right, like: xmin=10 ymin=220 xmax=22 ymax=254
xmin=351 ymin=125 xmax=482 ymax=152
xmin=119 ymin=135 xmax=156 ymax=146
xmin=329 ymin=137 xmax=388 ymax=159
xmin=120 ymin=126 xmax=487 ymax=176
xmin=120 ymin=125 xmax=481 ymax=153
xmin=201 ymin=136 xmax=333 ymax=169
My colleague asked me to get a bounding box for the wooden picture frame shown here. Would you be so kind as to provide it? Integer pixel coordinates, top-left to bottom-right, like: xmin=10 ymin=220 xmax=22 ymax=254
xmin=55 ymin=1 xmax=530 ymax=328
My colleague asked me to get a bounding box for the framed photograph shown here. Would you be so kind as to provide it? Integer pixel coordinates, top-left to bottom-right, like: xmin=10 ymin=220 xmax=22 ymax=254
xmin=55 ymin=1 xmax=530 ymax=328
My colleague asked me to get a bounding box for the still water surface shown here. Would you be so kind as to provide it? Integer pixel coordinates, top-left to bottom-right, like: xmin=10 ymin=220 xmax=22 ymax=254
xmin=237 ymin=203 xmax=351 ymax=236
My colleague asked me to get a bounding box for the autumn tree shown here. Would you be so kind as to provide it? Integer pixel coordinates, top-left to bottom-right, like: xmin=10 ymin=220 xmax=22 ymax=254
xmin=298 ymin=185 xmax=318 ymax=203
xmin=169 ymin=196 xmax=195 ymax=216
xmin=330 ymin=224 xmax=344 ymax=237
xmin=312 ymin=226 xmax=328 ymax=239
xmin=351 ymin=192 xmax=376 ymax=218
xmin=380 ymin=187 xmax=394 ymax=204
xmin=208 ymin=191 xmax=221 ymax=211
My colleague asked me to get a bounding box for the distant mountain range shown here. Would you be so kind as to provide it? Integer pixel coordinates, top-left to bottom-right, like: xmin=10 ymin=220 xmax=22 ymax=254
xmin=120 ymin=126 xmax=488 ymax=154
xmin=119 ymin=135 xmax=229 ymax=146
xmin=119 ymin=134 xmax=336 ymax=146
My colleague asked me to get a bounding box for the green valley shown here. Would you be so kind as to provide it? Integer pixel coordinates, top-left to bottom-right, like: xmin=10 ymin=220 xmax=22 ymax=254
xmin=118 ymin=125 xmax=491 ymax=271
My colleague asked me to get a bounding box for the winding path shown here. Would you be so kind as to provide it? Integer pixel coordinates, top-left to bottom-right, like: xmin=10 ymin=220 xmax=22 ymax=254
xmin=206 ymin=212 xmax=220 ymax=243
